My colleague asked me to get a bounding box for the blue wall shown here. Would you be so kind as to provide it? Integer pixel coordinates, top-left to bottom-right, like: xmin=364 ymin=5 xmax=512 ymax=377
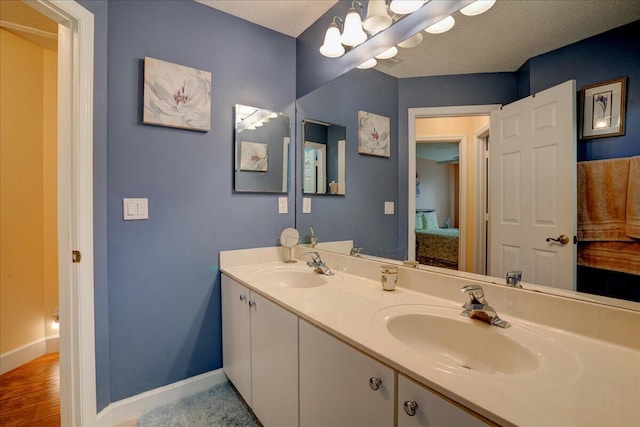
xmin=106 ymin=0 xmax=295 ymax=402
xmin=519 ymin=20 xmax=640 ymax=161
xmin=296 ymin=69 xmax=401 ymax=258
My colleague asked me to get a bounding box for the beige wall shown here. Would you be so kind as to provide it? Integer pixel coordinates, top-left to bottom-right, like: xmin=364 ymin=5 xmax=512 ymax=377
xmin=415 ymin=115 xmax=490 ymax=271
xmin=0 ymin=29 xmax=58 ymax=354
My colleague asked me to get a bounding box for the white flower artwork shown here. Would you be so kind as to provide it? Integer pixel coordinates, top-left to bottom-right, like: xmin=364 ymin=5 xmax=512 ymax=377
xmin=143 ymin=57 xmax=211 ymax=132
xmin=240 ymin=141 xmax=269 ymax=172
xmin=358 ymin=111 xmax=390 ymax=157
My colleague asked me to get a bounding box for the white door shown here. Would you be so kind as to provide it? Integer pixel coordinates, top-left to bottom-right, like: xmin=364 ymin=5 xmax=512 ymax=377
xmin=299 ymin=320 xmax=394 ymax=427
xmin=221 ymin=276 xmax=252 ymax=405
xmin=250 ymin=292 xmax=298 ymax=427
xmin=489 ymin=80 xmax=576 ymax=290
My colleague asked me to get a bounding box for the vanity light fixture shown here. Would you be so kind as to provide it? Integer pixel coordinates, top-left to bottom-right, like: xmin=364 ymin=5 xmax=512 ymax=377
xmin=425 ymin=15 xmax=455 ymax=34
xmin=389 ymin=0 xmax=427 ymax=15
xmin=460 ymin=0 xmax=496 ymax=16
xmin=375 ymin=46 xmax=398 ymax=60
xmin=357 ymin=58 xmax=378 ymax=69
xmin=319 ymin=17 xmax=346 ymax=58
xmin=363 ymin=0 xmax=392 ymax=34
xmin=341 ymin=1 xmax=367 ymax=47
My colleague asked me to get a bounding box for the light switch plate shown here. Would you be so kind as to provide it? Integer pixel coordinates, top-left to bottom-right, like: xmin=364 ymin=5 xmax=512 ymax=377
xmin=384 ymin=201 xmax=394 ymax=215
xmin=303 ymin=197 xmax=312 ymax=214
xmin=278 ymin=197 xmax=288 ymax=214
xmin=123 ymin=198 xmax=149 ymax=220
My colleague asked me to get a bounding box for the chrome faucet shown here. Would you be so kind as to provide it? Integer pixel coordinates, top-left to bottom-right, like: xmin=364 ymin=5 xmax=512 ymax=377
xmin=506 ymin=271 xmax=523 ymax=288
xmin=304 ymin=251 xmax=333 ymax=275
xmin=460 ymin=285 xmax=510 ymax=328
xmin=309 ymin=227 xmax=317 ymax=248
xmin=350 ymin=247 xmax=363 ymax=257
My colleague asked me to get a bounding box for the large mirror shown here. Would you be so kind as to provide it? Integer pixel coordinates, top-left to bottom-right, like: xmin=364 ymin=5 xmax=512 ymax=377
xmin=302 ymin=119 xmax=346 ymax=195
xmin=234 ymin=104 xmax=291 ymax=193
xmin=294 ymin=2 xmax=640 ymax=307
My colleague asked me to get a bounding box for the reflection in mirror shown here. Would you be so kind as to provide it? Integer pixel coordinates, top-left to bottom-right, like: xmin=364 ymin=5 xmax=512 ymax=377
xmin=302 ymin=119 xmax=346 ymax=195
xmin=295 ymin=14 xmax=640 ymax=308
xmin=234 ymin=104 xmax=290 ymax=193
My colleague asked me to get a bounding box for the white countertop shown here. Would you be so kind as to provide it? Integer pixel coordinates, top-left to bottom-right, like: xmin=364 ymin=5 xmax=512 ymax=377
xmin=220 ymin=247 xmax=640 ymax=427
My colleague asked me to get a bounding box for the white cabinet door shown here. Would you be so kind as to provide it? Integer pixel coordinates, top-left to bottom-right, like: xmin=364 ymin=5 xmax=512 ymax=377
xmin=398 ymin=374 xmax=487 ymax=427
xmin=221 ymin=275 xmax=252 ymax=405
xmin=250 ymin=291 xmax=298 ymax=427
xmin=299 ymin=319 xmax=394 ymax=427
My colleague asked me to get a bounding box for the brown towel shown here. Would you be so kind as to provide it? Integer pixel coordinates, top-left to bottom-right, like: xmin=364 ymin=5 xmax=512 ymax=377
xmin=577 ymin=158 xmax=633 ymax=242
xmin=626 ymin=156 xmax=640 ymax=239
xmin=577 ymin=241 xmax=640 ymax=275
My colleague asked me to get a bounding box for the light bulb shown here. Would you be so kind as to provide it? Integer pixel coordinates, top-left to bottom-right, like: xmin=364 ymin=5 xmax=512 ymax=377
xmin=460 ymin=0 xmax=496 ymax=16
xmin=389 ymin=0 xmax=426 ymax=15
xmin=319 ymin=23 xmax=345 ymax=57
xmin=375 ymin=46 xmax=398 ymax=60
xmin=363 ymin=0 xmax=392 ymax=34
xmin=425 ymin=15 xmax=455 ymax=34
xmin=357 ymin=58 xmax=377 ymax=69
xmin=398 ymin=32 xmax=423 ymax=48
xmin=341 ymin=7 xmax=367 ymax=47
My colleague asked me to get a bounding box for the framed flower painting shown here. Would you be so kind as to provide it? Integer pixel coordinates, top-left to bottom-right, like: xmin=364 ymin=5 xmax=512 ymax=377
xmin=143 ymin=57 xmax=212 ymax=132
xmin=580 ymin=77 xmax=626 ymax=139
xmin=358 ymin=111 xmax=390 ymax=157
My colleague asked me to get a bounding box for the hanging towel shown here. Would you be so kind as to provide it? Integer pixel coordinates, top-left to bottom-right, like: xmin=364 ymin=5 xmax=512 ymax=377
xmin=626 ymin=156 xmax=640 ymax=239
xmin=577 ymin=157 xmax=633 ymax=242
xmin=577 ymin=241 xmax=640 ymax=275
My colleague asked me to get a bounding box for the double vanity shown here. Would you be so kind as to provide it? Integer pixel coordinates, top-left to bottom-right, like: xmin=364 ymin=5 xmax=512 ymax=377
xmin=220 ymin=246 xmax=640 ymax=426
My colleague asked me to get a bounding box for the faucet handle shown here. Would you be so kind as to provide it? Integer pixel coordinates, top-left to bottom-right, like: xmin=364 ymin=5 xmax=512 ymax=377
xmin=460 ymin=285 xmax=485 ymax=306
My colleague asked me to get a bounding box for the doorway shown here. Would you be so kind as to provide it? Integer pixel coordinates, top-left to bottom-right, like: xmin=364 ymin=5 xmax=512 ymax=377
xmin=1 ymin=0 xmax=96 ymax=425
xmin=408 ymin=105 xmax=500 ymax=273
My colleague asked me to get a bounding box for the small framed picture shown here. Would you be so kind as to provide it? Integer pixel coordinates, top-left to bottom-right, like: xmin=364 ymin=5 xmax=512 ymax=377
xmin=358 ymin=111 xmax=390 ymax=157
xmin=580 ymin=77 xmax=626 ymax=139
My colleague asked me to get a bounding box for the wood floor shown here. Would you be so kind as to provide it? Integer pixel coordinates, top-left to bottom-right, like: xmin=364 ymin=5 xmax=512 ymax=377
xmin=0 ymin=353 xmax=60 ymax=426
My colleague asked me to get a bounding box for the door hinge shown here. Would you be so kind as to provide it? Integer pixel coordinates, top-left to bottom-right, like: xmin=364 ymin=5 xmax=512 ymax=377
xmin=72 ymin=250 xmax=82 ymax=263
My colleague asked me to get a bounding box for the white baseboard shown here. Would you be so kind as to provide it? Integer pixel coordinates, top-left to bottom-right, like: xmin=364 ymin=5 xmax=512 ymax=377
xmin=0 ymin=335 xmax=59 ymax=375
xmin=96 ymin=368 xmax=227 ymax=427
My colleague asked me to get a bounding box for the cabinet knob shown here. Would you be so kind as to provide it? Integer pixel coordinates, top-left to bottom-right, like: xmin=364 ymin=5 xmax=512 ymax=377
xmin=239 ymin=294 xmax=247 ymax=302
xmin=248 ymin=300 xmax=256 ymax=308
xmin=403 ymin=400 xmax=419 ymax=416
xmin=369 ymin=377 xmax=382 ymax=390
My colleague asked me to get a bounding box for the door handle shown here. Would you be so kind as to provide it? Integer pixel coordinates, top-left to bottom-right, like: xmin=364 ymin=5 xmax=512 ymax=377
xmin=546 ymin=234 xmax=570 ymax=245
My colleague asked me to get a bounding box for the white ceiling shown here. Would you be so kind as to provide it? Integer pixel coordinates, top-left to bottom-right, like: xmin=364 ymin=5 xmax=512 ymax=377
xmin=197 ymin=0 xmax=640 ymax=78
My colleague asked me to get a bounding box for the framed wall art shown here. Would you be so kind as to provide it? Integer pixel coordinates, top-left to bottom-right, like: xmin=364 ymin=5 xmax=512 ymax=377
xmin=143 ymin=57 xmax=212 ymax=132
xmin=358 ymin=111 xmax=390 ymax=157
xmin=240 ymin=141 xmax=269 ymax=172
xmin=580 ymin=77 xmax=626 ymax=139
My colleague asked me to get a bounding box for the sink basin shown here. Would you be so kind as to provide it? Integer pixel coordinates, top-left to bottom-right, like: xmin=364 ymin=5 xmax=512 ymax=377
xmin=256 ymin=265 xmax=335 ymax=288
xmin=374 ymin=305 xmax=581 ymax=381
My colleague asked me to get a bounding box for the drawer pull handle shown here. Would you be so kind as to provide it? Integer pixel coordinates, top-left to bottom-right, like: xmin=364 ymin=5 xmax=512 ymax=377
xmin=239 ymin=294 xmax=247 ymax=302
xmin=248 ymin=300 xmax=256 ymax=308
xmin=369 ymin=377 xmax=382 ymax=390
xmin=404 ymin=400 xmax=419 ymax=416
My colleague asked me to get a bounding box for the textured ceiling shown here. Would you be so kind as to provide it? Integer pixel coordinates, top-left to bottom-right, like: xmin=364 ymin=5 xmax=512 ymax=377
xmin=197 ymin=0 xmax=640 ymax=79
xmin=194 ymin=0 xmax=338 ymax=37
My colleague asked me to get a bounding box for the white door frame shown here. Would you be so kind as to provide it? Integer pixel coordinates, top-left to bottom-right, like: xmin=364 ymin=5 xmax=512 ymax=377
xmin=408 ymin=105 xmax=500 ymax=271
xmin=414 ymin=135 xmax=467 ymax=269
xmin=27 ymin=1 xmax=96 ymax=425
xmin=473 ymin=124 xmax=490 ymax=274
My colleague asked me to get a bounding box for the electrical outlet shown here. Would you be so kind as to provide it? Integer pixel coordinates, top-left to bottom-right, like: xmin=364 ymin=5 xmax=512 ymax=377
xmin=278 ymin=197 xmax=288 ymax=214
xmin=384 ymin=201 xmax=394 ymax=215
